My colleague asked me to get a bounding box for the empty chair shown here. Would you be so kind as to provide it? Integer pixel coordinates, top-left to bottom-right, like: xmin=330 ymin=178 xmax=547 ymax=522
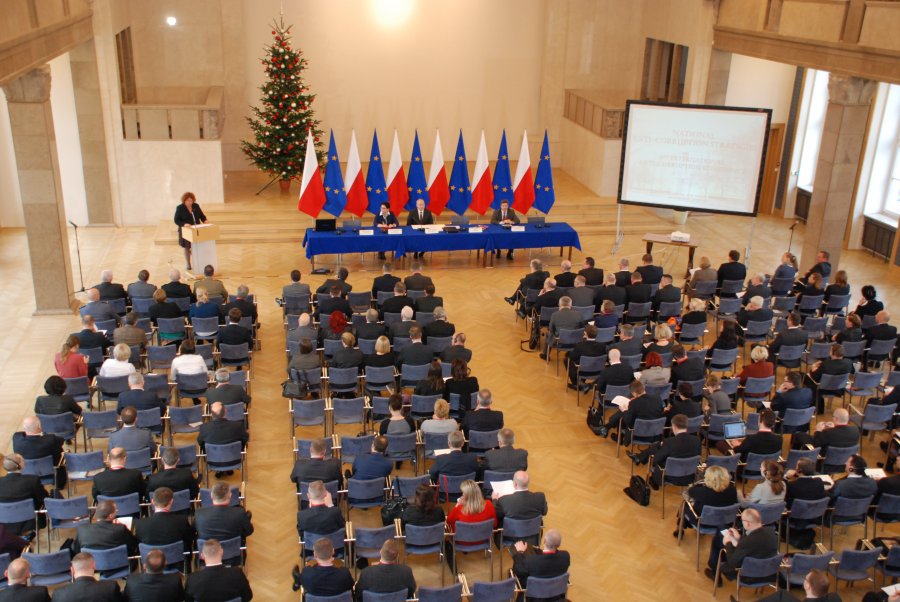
xmin=290 ymin=398 xmax=328 ymax=437
xmin=338 ymin=435 xmax=375 ymax=465
xmin=470 ymin=577 xmax=517 ymax=602
xmin=202 ymin=441 xmax=246 ymax=485
xmin=167 ymin=405 xmax=204 ymax=446
xmin=714 ymin=553 xmax=781 ymax=601
xmin=95 ymin=375 xmax=130 ymax=409
xmin=400 ymin=364 xmax=430 ymax=388
xmin=468 ymin=429 xmax=501 ymax=454
xmin=418 ymin=582 xmax=463 ymax=602
xmin=449 ymin=519 xmax=495 ymax=580
xmin=363 ymin=366 xmax=397 ymax=394
xmin=219 ymin=343 xmax=251 ymax=369
xmin=332 ymin=397 xmax=368 ymax=433
xmin=81 ymin=410 xmax=119 ymax=449
xmin=346 ymin=478 xmax=387 ymax=516
xmin=402 ymin=522 xmax=447 ymax=584
xmin=523 ymin=573 xmax=569 ymax=601
xmin=848 ymin=401 xmax=896 ymax=442
xmin=327 ymin=367 xmax=360 ymax=397
xmin=830 ymin=547 xmax=880 ymax=589
xmin=147 ymin=345 xmax=178 ymax=371
xmin=826 ymin=495 xmax=874 ymax=548
xmin=63 ymin=376 xmax=91 ymax=404
xmin=678 ymin=322 xmax=707 ymax=346
xmin=173 ymin=372 xmax=211 ymax=407
xmin=872 ymin=493 xmax=900 ymax=537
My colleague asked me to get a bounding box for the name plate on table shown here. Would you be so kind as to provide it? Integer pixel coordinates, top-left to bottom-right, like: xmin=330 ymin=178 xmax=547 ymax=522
xmin=468 ymin=227 xmax=483 ymax=233
xmin=359 ymin=229 xmax=374 ymax=236
xmin=387 ymin=228 xmax=403 ymax=235
xmin=511 ymin=225 xmax=525 ymax=232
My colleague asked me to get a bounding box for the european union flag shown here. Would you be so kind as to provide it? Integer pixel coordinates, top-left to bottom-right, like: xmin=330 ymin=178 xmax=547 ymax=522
xmin=491 ymin=130 xmax=513 ymax=210
xmin=445 ymin=130 xmax=471 ymax=215
xmin=405 ymin=131 xmax=430 ymax=211
xmin=321 ymin=130 xmax=348 ymax=217
xmin=366 ymin=130 xmax=388 ymax=215
xmin=533 ymin=129 xmax=556 ymax=213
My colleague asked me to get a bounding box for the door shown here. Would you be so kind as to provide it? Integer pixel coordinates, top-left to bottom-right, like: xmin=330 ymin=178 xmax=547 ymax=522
xmin=758 ymin=123 xmax=785 ymax=215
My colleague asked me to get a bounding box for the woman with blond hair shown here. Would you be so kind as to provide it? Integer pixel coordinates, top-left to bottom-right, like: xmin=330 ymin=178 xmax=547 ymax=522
xmin=678 ymin=465 xmax=737 ymax=536
xmin=363 ymin=335 xmax=395 ymax=368
xmin=419 ymin=399 xmax=458 ymax=434
xmin=643 ymin=323 xmax=673 ymax=357
xmin=98 ymin=343 xmax=137 ymax=378
xmin=682 ymin=297 xmax=708 ymax=326
xmin=188 ymin=286 xmax=220 ymax=320
xmin=55 ymin=335 xmax=88 ymax=378
xmin=738 ymin=345 xmax=774 ymax=408
xmin=446 ymin=479 xmax=497 ymax=570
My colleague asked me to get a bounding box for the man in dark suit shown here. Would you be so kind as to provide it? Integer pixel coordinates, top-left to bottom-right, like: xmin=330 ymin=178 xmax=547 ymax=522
xmin=829 ymin=454 xmax=878 ymax=501
xmin=591 ymin=349 xmax=634 ymax=395
xmin=429 ymin=431 xmax=480 ymax=482
xmin=542 ymin=296 xmax=585 ymax=359
xmin=283 ymin=269 xmax=311 ymax=303
xmin=356 ymin=309 xmax=387 ymax=342
xmin=135 ymin=487 xmax=195 ymax=552
xmin=218 ymin=308 xmax=254 ymax=353
xmin=741 ymin=274 xmax=772 ymax=306
xmin=331 ymin=332 xmax=364 ymax=369
xmin=51 ymin=553 xmax=123 ymax=602
xmin=75 ymin=314 xmax=112 ymax=357
xmin=414 ymin=284 xmax=443 ymax=315
xmin=865 ymin=310 xmax=898 ymax=347
xmin=93 ymin=271 xmax=126 ymax=302
xmin=461 ymin=390 xmax=504 ymax=436
xmin=610 ymin=324 xmax=643 ymax=357
xmin=381 ymin=282 xmax=416 ymax=320
xmin=222 ymin=284 xmax=257 ymax=323
xmin=494 ymin=471 xmax=548 ymax=532
xmin=395 ymin=326 xmax=433 ymax=367
xmin=350 ymin=436 xmax=393 ymax=481
xmin=785 ymin=459 xmax=827 ymax=507
xmin=0 ymin=558 xmax=50 ymax=602
xmin=635 ymin=414 xmax=702 ymax=489
xmin=706 ymin=508 xmax=778 ymax=582
xmin=506 ymin=259 xmax=549 ymax=308
xmin=737 ymin=296 xmax=774 ymax=332
xmin=355 ymin=540 xmax=416 ymax=602
xmin=796 ymin=250 xmax=832 ymax=289
xmin=12 ymin=416 xmax=65 ymax=488
xmin=553 ymin=260 xmax=576 ymax=288
xmin=371 ymin=263 xmax=401 ymax=297
xmin=484 ymin=428 xmax=528 ymax=472
xmin=423 ymin=307 xmax=455 ymax=342
xmin=651 ymin=274 xmax=681 ymax=312
xmin=730 ymin=410 xmax=783 ymax=462
xmin=295 ymin=538 xmax=354 ymax=597
xmin=185 ymin=539 xmax=253 ymax=601
xmin=404 ymin=262 xmax=433 ymax=291
xmin=206 ymin=369 xmax=251 ymax=408
xmin=123 ymin=549 xmax=185 ymax=602
xmin=195 ymin=481 xmax=254 ymax=543
xmin=406 ymin=198 xmax=434 ymax=259
xmin=511 ymin=529 xmax=570 ymax=595
xmin=317 ymin=267 xmax=353 ymax=298
xmin=635 ymin=253 xmax=663 ymax=286
xmin=316 ymin=286 xmax=353 ymax=322
xmin=596 ymin=273 xmax=627 ymax=310
xmin=671 ymin=344 xmax=705 ymax=385
xmin=0 ymin=455 xmax=47 ymax=534
xmin=92 ymin=447 xmax=146 ymax=503
xmin=198 ymin=403 xmax=249 ymax=478
xmin=770 ymin=312 xmax=807 ymax=356
xmin=117 ymin=373 xmax=166 ymax=415
xmin=79 ymin=287 xmax=121 ymax=325
xmin=108 ymin=406 xmax=156 ymax=453
xmin=127 ymin=269 xmax=157 ymax=301
xmin=441 ymin=332 xmax=473 ymax=364
xmin=490 ymin=199 xmax=521 ymax=259
xmin=297 ymin=480 xmax=345 ymax=539
xmin=161 ymin=268 xmax=195 ymax=304
xmin=565 ymin=324 xmax=606 ymax=389
xmin=112 ymin=311 xmax=147 ymax=349
xmin=567 ymin=276 xmax=596 ymax=308
xmin=578 ymin=257 xmax=604 ymax=286
xmin=771 ymin=372 xmax=814 ymax=419
xmin=388 ymin=308 xmax=420 ymax=344
xmin=291 ymin=439 xmax=343 ymax=490
xmin=624 ymin=271 xmax=652 ymax=307
xmin=598 ymin=380 xmax=664 ymax=439
xmin=613 ymin=258 xmax=632 ymax=288
xmin=73 ymin=499 xmax=139 ymax=555
xmin=806 ymin=343 xmax=854 ymax=412
xmin=532 ymin=279 xmax=564 ymax=317
xmin=792 ymin=408 xmax=859 ymax=452
xmin=717 ymin=249 xmax=747 ymax=295
xmin=147 ymin=447 xmax=200 ymax=501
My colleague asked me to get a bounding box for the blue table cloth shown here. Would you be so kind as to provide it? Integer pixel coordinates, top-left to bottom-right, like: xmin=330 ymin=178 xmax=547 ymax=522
xmin=302 ymin=223 xmax=581 ymax=260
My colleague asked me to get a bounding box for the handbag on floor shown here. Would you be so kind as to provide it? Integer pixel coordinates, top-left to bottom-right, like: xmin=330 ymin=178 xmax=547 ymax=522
xmin=624 ymin=475 xmax=651 ymax=506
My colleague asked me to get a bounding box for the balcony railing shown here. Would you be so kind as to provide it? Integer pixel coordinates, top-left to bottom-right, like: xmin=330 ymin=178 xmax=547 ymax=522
xmin=121 ymin=86 xmax=223 ymax=140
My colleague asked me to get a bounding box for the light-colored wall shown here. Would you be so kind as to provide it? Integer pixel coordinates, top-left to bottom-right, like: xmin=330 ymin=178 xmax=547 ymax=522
xmin=0 ymin=91 xmax=24 ymax=228
xmin=116 ymin=140 xmax=223 ymax=226
xmin=49 ymin=53 xmax=89 ymax=226
xmin=724 ymin=54 xmax=796 ymax=123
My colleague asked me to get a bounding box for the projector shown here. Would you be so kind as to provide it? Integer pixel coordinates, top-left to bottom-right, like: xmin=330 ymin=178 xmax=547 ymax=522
xmin=670 ymin=231 xmax=691 ymax=243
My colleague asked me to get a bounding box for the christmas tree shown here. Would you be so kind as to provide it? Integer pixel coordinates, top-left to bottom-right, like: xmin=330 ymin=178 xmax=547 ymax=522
xmin=242 ymin=18 xmax=323 ymax=183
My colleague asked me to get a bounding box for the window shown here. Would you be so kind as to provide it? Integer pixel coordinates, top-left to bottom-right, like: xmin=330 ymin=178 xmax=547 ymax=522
xmin=640 ymin=39 xmax=689 ymax=103
xmin=796 ymin=69 xmax=829 ymax=190
xmin=863 ymin=83 xmax=900 ymax=220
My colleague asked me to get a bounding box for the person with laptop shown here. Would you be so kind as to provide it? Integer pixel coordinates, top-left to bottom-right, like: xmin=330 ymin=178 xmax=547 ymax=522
xmin=723 ymin=409 xmax=783 ymax=462
xmin=374 ymin=202 xmax=399 ymax=259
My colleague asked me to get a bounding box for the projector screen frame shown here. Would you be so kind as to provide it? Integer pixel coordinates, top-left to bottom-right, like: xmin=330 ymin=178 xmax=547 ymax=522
xmin=616 ymin=100 xmax=773 ymax=217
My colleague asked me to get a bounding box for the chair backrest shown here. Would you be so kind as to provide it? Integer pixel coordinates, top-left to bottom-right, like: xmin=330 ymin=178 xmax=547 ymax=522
xmin=788 ymin=497 xmax=830 ymax=521
xmin=400 ymin=363 xmax=430 ymax=384
xmin=797 ymin=294 xmax=824 ymax=312
xmin=22 ymin=551 xmax=71 ymax=586
xmin=0 ymin=499 xmax=37 ymax=523
xmin=411 ymin=394 xmax=443 ymax=416
xmin=643 ymin=383 xmax=672 ymax=402
xmin=36 ymin=413 xmax=76 ymax=438
xmin=138 ymin=540 xmax=185 ymax=568
xmin=776 ymin=344 xmax=805 ymax=362
xmin=744 ymin=452 xmax=781 ymax=474
xmin=294 ymin=437 xmax=333 ymax=460
xmin=97 ymin=492 xmax=141 ymax=516
xmin=631 ymin=417 xmax=666 ymax=440
xmin=659 ymin=301 xmax=682 ymax=319
xmin=738 ymin=554 xmax=783 ymax=582
xmin=788 ymin=551 xmax=835 ymax=582
xmin=831 ymin=495 xmax=874 ymax=520
xmin=353 ymin=524 xmax=395 ymax=553
xmin=219 ymin=343 xmax=250 ymax=362
xmin=501 ymin=515 xmax=543 ymax=540
xmin=468 ymin=429 xmax=501 ymax=451
xmin=292 ymin=398 xmax=327 ymax=426
xmin=157 ymin=317 xmax=186 ymax=334
xmin=347 ymin=478 xmax=387 ymax=505
xmin=875 ymin=493 xmax=900 ymax=518
xmin=452 ymin=518 xmax=494 ymax=547
xmin=428 ymin=336 xmax=452 ymax=353
xmin=339 ymin=435 xmax=375 ymax=464
xmin=836 ymin=548 xmax=880 ymax=574
xmin=364 ymin=365 xmax=396 ymax=389
xmin=782 ymin=407 xmax=817 ymax=429
xmin=43 ymin=496 xmax=90 ymax=522
xmin=840 ymin=340 xmax=866 ymax=359
xmin=745 ymin=320 xmax=772 ymax=338
xmin=96 ymin=375 xmax=130 ymax=396
xmin=471 ymin=577 xmax=517 ymax=602
xmin=746 ymin=502 xmax=786 ymax=527
xmin=302 ymin=527 xmax=346 ymax=554
xmin=852 ymin=371 xmax=884 ymax=393
xmin=697 ymin=503 xmax=741 ymax=529
xmin=328 ymin=367 xmax=360 ymax=390
xmin=403 ymin=521 xmax=445 ymax=548
xmin=83 ymin=544 xmax=129 ymax=572
xmin=418 ymin=583 xmax=464 ymax=602
xmin=626 ymin=302 xmax=651 ymax=319
xmin=822 ymin=444 xmax=859 ymax=469
xmin=332 ymin=396 xmax=367 ymax=424
xmin=692 ymin=280 xmax=717 ymax=297
xmin=204 ymin=441 xmax=243 ymax=464
xmin=678 ymin=321 xmax=707 ymax=342
xmin=323 ymin=338 xmax=343 ymax=359
xmin=197 ymin=536 xmax=242 ymax=562
xmin=362 ymin=591 xmax=408 ymax=602
xmin=743 ymin=376 xmax=775 ymax=396
xmin=525 ymin=573 xmax=569 ymax=599
xmin=199 ymin=486 xmax=241 ymax=507
xmin=384 ymin=432 xmax=417 ymax=456
xmin=818 ymin=372 xmax=850 ymax=391
xmin=595 ymin=326 xmax=617 ymax=343
xmin=783 ymin=447 xmax=821 ymax=471
xmin=63 ymin=376 xmax=91 ymax=399
xmin=391 ymin=475 xmax=432 ymax=499
xmin=620 ymin=354 xmax=642 ymax=370
xmin=306 ymin=593 xmax=353 ymax=602
xmin=717 ymin=297 xmax=743 ymax=314
xmin=862 ymin=402 xmax=897 ymax=426
xmin=662 ymin=455 xmax=701 ymax=480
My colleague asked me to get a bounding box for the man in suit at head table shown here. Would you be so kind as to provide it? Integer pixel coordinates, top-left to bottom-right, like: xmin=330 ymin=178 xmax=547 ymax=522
xmin=406 ymin=198 xmax=434 ymax=259
xmin=490 ymin=199 xmax=521 ymax=260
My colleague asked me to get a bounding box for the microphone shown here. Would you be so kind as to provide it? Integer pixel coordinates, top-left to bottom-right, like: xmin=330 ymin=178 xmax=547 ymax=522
xmin=68 ymin=220 xmax=78 ymax=228
xmin=788 ymin=220 xmax=800 ymax=230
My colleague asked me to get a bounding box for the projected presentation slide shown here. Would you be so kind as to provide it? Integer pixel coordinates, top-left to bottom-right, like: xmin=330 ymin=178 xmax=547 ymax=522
xmin=619 ymin=102 xmax=771 ymax=216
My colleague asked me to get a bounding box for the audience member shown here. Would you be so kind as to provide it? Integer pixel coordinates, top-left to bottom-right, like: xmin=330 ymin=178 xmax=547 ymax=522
xmin=91 ymin=447 xmax=146 ymax=503
xmin=124 ymin=548 xmax=185 ymax=601
xmin=195 ymin=481 xmax=254 ymax=543
xmin=185 ymin=539 xmax=253 ymax=602
xmin=34 ymin=375 xmax=82 ymax=416
xmin=127 ymin=269 xmax=157 ymax=300
xmin=51 ymin=553 xmax=122 ymax=602
xmin=0 ymin=454 xmax=47 ymax=535
xmin=54 ymin=335 xmax=88 ymax=378
xmin=484 ymin=428 xmax=528 ymax=472
xmin=354 ymin=540 xmax=416 ymax=601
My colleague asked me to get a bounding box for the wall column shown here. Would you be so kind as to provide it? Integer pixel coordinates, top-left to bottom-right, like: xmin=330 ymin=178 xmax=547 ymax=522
xmin=3 ymin=66 xmax=77 ymax=314
xmin=799 ymin=74 xmax=874 ymax=272
xmin=69 ymin=39 xmax=114 ymax=224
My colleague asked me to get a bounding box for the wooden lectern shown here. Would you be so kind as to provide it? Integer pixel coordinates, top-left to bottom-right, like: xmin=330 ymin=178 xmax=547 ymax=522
xmin=183 ymin=224 xmax=219 ymax=272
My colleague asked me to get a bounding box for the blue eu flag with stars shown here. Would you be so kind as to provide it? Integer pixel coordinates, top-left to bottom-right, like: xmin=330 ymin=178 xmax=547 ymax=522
xmin=321 ymin=130 xmax=348 ymax=217
xmin=366 ymin=130 xmax=388 ymax=215
xmin=445 ymin=130 xmax=472 ymax=215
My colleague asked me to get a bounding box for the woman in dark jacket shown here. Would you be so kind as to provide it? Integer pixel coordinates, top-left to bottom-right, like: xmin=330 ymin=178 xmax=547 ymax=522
xmin=823 ymin=270 xmax=850 ymax=303
xmin=34 ymin=375 xmax=82 ymax=416
xmin=401 ymin=483 xmax=445 ymax=527
xmin=443 ymin=359 xmax=479 ymax=422
xmin=173 ymin=191 xmax=207 ymax=270
xmin=678 ymin=465 xmax=738 ymax=534
xmin=414 ymin=360 xmax=444 ymax=396
xmin=363 ymin=336 xmax=396 ymax=368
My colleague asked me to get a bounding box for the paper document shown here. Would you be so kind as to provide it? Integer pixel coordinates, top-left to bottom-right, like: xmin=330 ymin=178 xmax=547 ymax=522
xmin=883 ymin=583 xmax=900 ymax=595
xmin=69 ymin=469 xmax=104 ymax=479
xmin=812 ymin=474 xmax=834 ymax=487
xmin=610 ymin=395 xmax=630 ymax=411
xmin=866 ymin=468 xmax=887 ymax=480
xmin=433 ymin=449 xmax=452 ymax=456
xmin=491 ymin=480 xmax=516 ymax=497
xmin=116 ymin=517 xmax=133 ymax=529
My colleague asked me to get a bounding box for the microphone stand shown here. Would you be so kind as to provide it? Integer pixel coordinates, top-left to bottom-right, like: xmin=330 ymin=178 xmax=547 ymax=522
xmin=68 ymin=220 xmax=86 ymax=293
xmin=787 ymin=221 xmax=800 ymax=254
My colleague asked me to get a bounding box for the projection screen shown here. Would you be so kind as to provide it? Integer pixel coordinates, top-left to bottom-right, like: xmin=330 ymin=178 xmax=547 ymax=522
xmin=617 ymin=101 xmax=772 ymax=216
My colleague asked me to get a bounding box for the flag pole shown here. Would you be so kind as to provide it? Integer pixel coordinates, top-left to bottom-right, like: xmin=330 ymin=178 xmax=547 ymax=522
xmin=612 ymin=204 xmax=623 ymax=254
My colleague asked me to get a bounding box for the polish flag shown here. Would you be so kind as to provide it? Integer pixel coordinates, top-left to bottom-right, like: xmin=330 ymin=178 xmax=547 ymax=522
xmin=512 ymin=129 xmax=535 ymax=213
xmin=469 ymin=130 xmax=493 ymax=215
xmin=297 ymin=130 xmax=326 ymax=217
xmin=343 ymin=130 xmax=367 ymax=217
xmin=427 ymin=131 xmax=450 ymax=215
xmin=386 ymin=130 xmax=408 ymax=215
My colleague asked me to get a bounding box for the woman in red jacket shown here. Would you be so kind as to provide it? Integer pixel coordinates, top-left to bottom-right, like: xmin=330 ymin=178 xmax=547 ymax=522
xmin=446 ymin=479 xmax=497 ymax=571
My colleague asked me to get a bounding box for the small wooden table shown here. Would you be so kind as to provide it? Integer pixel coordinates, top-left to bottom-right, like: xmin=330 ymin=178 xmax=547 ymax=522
xmin=643 ymin=233 xmax=700 ymax=279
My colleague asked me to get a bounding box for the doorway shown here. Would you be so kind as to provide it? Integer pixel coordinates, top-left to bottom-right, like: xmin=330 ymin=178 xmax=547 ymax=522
xmin=758 ymin=123 xmax=785 ymax=215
